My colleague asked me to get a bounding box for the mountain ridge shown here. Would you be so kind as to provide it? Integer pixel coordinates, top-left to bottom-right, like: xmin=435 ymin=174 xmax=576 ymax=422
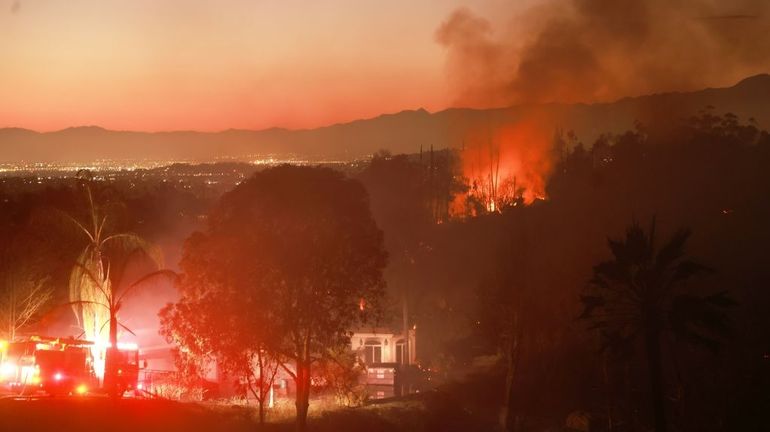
xmin=1 ymin=74 xmax=769 ymax=163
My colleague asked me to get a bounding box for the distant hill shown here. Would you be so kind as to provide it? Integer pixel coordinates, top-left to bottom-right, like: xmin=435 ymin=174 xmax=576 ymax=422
xmin=1 ymin=74 xmax=769 ymax=164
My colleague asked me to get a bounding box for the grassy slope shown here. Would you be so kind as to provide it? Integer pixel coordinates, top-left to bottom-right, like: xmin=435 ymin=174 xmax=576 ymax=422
xmin=0 ymin=387 xmax=495 ymax=432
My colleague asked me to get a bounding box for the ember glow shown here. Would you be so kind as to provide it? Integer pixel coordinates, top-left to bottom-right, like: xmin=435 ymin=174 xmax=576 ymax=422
xmin=454 ymin=114 xmax=553 ymax=215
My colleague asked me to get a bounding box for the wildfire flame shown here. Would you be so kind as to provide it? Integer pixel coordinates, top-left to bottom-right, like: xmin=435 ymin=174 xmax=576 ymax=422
xmin=452 ymin=114 xmax=553 ymax=216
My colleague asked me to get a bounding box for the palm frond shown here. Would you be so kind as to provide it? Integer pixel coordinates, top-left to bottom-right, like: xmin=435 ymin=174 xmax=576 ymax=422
xmin=669 ymin=292 xmax=733 ymax=353
xmin=69 ymin=248 xmax=93 ymax=304
xmin=118 ymin=269 xmax=178 ymax=303
xmin=64 ymin=300 xmax=109 ymax=309
xmin=96 ymin=215 xmax=108 ymax=241
xmin=656 ymin=228 xmax=691 ymax=270
xmin=578 ymin=294 xmax=605 ymax=319
xmin=73 ymin=261 xmax=111 ymax=301
xmin=599 ymin=329 xmax=638 ymax=358
xmin=119 ymin=322 xmax=137 ymax=336
xmin=670 ymin=260 xmax=713 ymax=285
xmin=583 ymin=219 xmax=729 ymax=358
xmin=99 ymin=318 xmax=110 ymax=335
xmin=594 ymin=261 xmax=628 ymax=284
xmin=704 ymin=290 xmax=737 ymax=308
xmin=102 ymin=233 xmax=164 ymax=267
xmin=54 ymin=209 xmax=96 ymax=243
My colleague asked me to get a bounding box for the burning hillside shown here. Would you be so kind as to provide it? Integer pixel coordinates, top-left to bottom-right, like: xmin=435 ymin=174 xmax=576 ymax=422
xmin=452 ymin=113 xmax=554 ymax=216
xmin=438 ymin=0 xmax=770 ymax=217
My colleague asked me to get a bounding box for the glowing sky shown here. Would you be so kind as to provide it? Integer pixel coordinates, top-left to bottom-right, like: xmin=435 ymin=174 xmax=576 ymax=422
xmin=0 ymin=0 xmax=522 ymax=132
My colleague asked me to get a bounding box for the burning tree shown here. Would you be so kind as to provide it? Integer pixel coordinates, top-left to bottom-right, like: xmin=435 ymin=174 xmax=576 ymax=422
xmin=73 ymin=247 xmax=170 ymax=396
xmin=454 ymin=116 xmax=557 ymax=216
xmin=65 ymin=170 xmax=160 ymax=385
xmin=162 ymin=165 xmax=386 ymax=430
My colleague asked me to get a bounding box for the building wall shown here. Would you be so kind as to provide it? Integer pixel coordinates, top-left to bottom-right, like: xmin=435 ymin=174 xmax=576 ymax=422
xmin=350 ymin=329 xmax=416 ymax=365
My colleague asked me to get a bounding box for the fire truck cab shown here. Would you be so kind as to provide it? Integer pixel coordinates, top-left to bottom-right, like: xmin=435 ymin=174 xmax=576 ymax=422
xmin=107 ymin=344 xmax=140 ymax=396
xmin=1 ymin=337 xmax=143 ymax=397
xmin=0 ymin=337 xmax=96 ymax=396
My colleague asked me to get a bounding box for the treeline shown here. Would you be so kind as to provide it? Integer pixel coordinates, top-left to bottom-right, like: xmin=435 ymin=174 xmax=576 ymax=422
xmin=358 ymin=109 xmax=770 ymax=431
xmin=0 ymin=108 xmax=768 ymax=430
xmin=0 ymin=178 xmax=211 ymax=338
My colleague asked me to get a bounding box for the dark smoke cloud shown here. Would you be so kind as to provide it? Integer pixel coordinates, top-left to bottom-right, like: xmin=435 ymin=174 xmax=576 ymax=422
xmin=436 ymin=0 xmax=770 ymax=107
xmin=10 ymin=1 xmax=20 ymax=14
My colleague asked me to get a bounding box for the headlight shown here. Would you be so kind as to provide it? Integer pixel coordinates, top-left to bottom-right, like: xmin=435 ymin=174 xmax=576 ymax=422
xmin=0 ymin=362 xmax=16 ymax=377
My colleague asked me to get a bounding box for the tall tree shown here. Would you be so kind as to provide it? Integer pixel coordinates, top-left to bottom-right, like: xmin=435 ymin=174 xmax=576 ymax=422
xmin=473 ymin=206 xmax=552 ymax=432
xmin=160 ymin=260 xmax=281 ymax=424
xmin=580 ymin=219 xmax=733 ymax=432
xmin=65 ymin=170 xmax=159 ymax=387
xmin=163 ymin=165 xmax=387 ymax=431
xmin=358 ymin=152 xmax=433 ymax=363
xmin=75 ymin=246 xmax=168 ymax=396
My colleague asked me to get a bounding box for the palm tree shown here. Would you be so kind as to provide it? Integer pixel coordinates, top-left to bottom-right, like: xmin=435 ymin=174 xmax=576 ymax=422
xmin=580 ymin=218 xmax=733 ymax=432
xmin=65 ymin=170 xmax=160 ymax=384
xmin=74 ymin=251 xmax=174 ymax=396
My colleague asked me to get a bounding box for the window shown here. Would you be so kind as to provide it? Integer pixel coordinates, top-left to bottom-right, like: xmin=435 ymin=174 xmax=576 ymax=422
xmin=395 ymin=339 xmax=405 ymax=364
xmin=364 ymin=339 xmax=382 ymax=364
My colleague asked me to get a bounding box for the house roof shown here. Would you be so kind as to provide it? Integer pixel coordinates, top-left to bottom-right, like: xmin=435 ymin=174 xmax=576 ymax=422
xmin=351 ymin=326 xmax=401 ymax=336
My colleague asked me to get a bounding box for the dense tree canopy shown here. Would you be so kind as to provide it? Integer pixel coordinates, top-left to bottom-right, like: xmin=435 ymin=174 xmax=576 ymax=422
xmin=161 ymin=165 xmax=387 ymax=430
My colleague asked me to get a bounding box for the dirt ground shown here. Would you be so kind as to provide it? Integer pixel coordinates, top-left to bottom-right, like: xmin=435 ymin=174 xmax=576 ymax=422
xmin=0 ymin=390 xmax=494 ymax=432
xmin=0 ymin=397 xmax=255 ymax=432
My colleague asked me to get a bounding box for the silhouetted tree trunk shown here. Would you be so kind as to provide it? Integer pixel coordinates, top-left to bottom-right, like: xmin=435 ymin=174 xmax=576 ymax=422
xmin=258 ymin=356 xmax=266 ymax=426
xmin=602 ymin=353 xmax=614 ymax=432
xmin=624 ymin=361 xmax=639 ymax=430
xmin=402 ymin=292 xmax=409 ymax=365
xmin=500 ymin=311 xmax=521 ymax=431
xmin=295 ymin=335 xmax=312 ymax=432
xmin=295 ymin=360 xmax=311 ymax=432
xmin=248 ymin=350 xmax=280 ymax=426
xmin=645 ymin=325 xmax=667 ymax=432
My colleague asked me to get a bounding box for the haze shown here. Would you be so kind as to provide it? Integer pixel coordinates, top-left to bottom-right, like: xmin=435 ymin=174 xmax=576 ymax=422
xmin=0 ymin=0 xmax=523 ymax=132
xmin=1 ymin=0 xmax=768 ymax=133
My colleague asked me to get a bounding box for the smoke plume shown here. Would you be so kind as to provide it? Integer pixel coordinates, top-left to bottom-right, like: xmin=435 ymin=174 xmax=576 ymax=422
xmin=438 ymin=1 xmax=770 ymax=212
xmin=437 ymin=0 xmax=770 ymax=107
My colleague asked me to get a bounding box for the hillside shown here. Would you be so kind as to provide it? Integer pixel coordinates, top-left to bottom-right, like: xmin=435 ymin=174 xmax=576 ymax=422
xmin=1 ymin=74 xmax=768 ymax=164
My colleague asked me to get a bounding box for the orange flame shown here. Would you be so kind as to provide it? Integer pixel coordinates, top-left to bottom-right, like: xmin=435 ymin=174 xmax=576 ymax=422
xmin=452 ymin=114 xmax=554 ymax=216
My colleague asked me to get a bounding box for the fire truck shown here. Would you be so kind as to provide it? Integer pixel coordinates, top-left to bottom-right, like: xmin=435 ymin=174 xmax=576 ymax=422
xmin=0 ymin=336 xmax=95 ymax=396
xmin=0 ymin=336 xmax=141 ymax=397
xmin=105 ymin=343 xmax=141 ymax=396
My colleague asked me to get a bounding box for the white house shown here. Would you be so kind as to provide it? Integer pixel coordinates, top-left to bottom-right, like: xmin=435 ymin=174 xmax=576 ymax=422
xmin=350 ymin=327 xmax=417 ymax=366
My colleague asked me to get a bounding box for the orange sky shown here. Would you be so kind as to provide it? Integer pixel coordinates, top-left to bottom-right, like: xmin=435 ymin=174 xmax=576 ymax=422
xmin=0 ymin=0 xmax=523 ymax=132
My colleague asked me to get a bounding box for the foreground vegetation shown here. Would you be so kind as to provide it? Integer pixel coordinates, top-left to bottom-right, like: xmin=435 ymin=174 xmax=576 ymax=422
xmin=1 ymin=109 xmax=769 ymax=431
